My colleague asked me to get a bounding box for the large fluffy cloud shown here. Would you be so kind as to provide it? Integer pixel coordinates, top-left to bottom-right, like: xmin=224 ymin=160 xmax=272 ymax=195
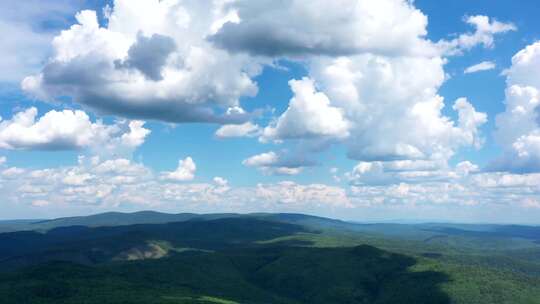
xmin=491 ymin=41 xmax=540 ymax=172
xmin=210 ymin=0 xmax=434 ymax=57
xmin=307 ymin=55 xmax=487 ymax=162
xmin=211 ymin=0 xmax=515 ymax=59
xmin=0 ymin=107 xmax=149 ymax=153
xmin=261 ymin=78 xmax=350 ymax=142
xmin=22 ymin=1 xmax=262 ymax=124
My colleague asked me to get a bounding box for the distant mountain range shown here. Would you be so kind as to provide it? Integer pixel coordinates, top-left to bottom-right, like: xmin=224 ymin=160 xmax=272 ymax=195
xmin=1 ymin=211 xmax=539 ymax=242
xmin=0 ymin=211 xmax=349 ymax=233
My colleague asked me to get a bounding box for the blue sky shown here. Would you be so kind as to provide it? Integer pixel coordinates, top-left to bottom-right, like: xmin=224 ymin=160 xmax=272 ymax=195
xmin=0 ymin=0 xmax=539 ymax=222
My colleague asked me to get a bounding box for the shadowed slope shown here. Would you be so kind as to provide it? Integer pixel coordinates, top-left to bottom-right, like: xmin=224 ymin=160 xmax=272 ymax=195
xmin=0 ymin=245 xmax=450 ymax=304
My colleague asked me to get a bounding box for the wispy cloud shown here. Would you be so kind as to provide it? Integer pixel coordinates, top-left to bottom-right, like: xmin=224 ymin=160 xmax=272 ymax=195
xmin=464 ymin=61 xmax=496 ymax=74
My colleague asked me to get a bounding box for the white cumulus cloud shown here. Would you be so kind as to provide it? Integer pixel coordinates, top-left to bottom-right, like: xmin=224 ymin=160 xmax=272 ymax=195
xmin=161 ymin=157 xmax=197 ymax=181
xmin=307 ymin=55 xmax=487 ymax=162
xmin=242 ymin=151 xmax=314 ymax=175
xmin=215 ymin=122 xmax=260 ymax=138
xmin=0 ymin=107 xmax=150 ymax=154
xmin=491 ymin=41 xmax=540 ymax=172
xmin=22 ymin=1 xmax=262 ymax=124
xmin=261 ymin=77 xmax=350 ymax=142
xmin=439 ymin=15 xmax=516 ymax=55
xmin=210 ymin=0 xmax=435 ymax=57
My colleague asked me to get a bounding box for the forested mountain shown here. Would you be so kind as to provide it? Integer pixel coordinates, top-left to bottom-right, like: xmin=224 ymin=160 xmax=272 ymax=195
xmin=0 ymin=213 xmax=539 ymax=303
